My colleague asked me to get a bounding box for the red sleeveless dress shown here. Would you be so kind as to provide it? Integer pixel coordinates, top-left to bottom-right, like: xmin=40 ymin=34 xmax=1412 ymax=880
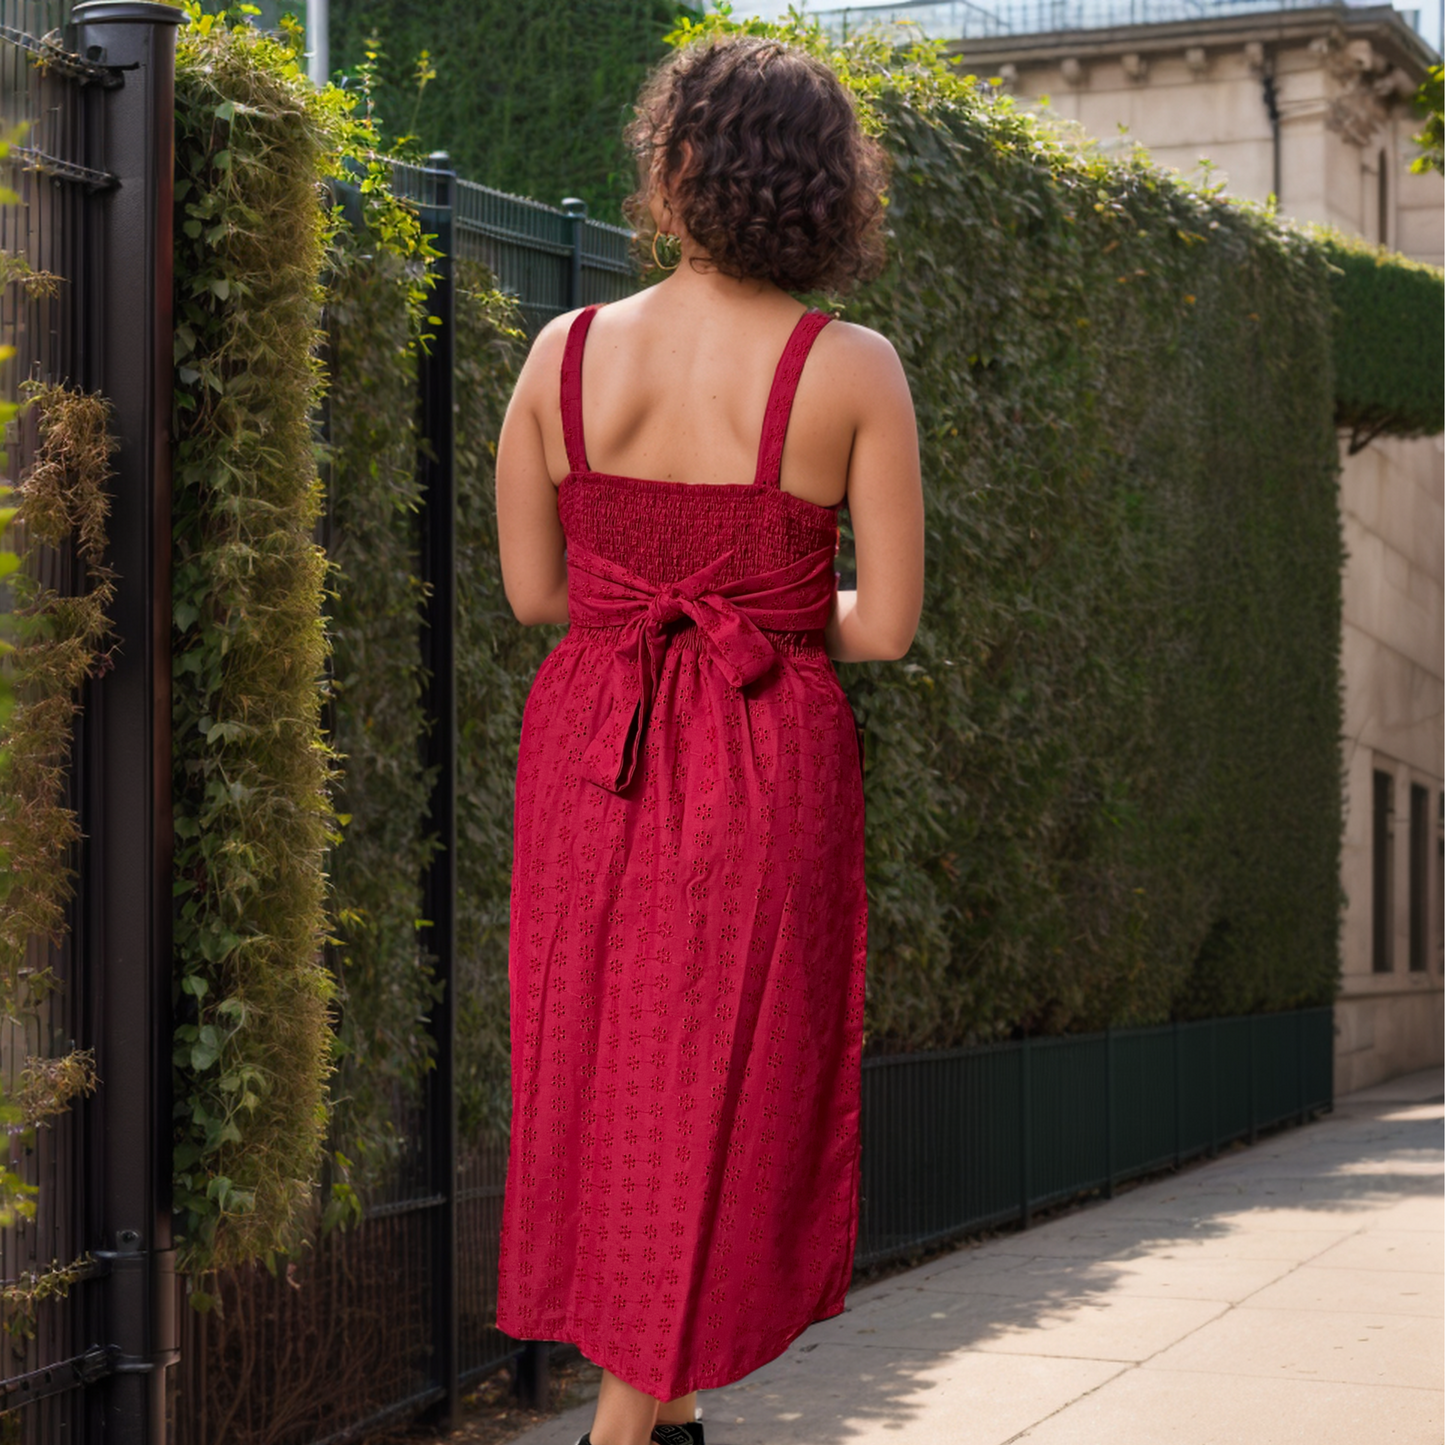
xmin=496 ymin=304 xmax=868 ymax=1399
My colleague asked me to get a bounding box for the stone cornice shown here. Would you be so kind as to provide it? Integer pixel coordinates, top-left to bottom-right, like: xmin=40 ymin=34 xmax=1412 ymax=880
xmin=945 ymin=3 xmax=1439 ymax=82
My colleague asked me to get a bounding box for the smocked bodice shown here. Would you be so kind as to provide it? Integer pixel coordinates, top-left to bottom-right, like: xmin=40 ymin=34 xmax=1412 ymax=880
xmin=552 ymin=303 xmax=843 ymax=794
xmin=559 ymin=473 xmax=839 ymax=586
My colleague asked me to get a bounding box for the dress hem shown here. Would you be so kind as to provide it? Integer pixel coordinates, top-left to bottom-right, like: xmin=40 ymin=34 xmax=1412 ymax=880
xmin=495 ymin=1292 xmax=851 ymax=1401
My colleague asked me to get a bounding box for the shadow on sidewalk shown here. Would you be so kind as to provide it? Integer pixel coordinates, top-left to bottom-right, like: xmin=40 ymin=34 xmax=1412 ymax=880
xmin=502 ymin=1069 xmax=1443 ymax=1445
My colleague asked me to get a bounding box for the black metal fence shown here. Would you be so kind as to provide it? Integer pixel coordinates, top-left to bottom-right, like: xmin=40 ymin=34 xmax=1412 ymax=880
xmin=0 ymin=17 xmax=1341 ymax=1445
xmin=391 ymin=158 xmax=638 ymax=333
xmin=857 ymin=1006 xmax=1335 ymax=1268
xmin=2 ymin=5 xmax=182 ymax=1444
xmin=0 ymin=7 xmax=99 ymax=1437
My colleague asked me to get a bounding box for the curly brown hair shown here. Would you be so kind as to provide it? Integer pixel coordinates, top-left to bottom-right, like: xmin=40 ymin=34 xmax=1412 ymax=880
xmin=623 ymin=35 xmax=890 ymax=295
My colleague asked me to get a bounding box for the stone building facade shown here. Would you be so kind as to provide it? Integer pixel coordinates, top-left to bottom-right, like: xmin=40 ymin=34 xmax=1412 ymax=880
xmin=943 ymin=2 xmax=1445 ymax=1090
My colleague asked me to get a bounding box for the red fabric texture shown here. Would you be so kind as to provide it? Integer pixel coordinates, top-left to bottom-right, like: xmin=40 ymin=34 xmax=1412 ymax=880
xmin=496 ymin=304 xmax=868 ymax=1399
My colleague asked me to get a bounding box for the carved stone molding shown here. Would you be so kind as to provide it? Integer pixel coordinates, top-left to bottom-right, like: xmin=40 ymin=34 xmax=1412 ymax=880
xmin=1313 ymin=25 xmax=1406 ymax=145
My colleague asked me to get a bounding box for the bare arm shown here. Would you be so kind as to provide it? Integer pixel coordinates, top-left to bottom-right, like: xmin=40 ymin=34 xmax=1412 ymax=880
xmin=824 ymin=327 xmax=924 ymax=662
xmin=495 ymin=314 xmax=573 ymax=626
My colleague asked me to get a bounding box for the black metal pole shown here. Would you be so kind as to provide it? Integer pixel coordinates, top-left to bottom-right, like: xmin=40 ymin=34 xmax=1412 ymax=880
xmin=1295 ymin=1006 xmax=1305 ymax=1125
xmin=1019 ymin=1036 xmax=1032 ymax=1229
xmin=1209 ymin=1017 xmax=1218 ymax=1158
xmin=1326 ymin=1004 xmax=1335 ymax=1113
xmin=1248 ymin=1014 xmax=1258 ymax=1145
xmin=514 ymin=1340 xmax=551 ymax=1410
xmin=1261 ymin=63 xmax=1282 ymax=205
xmin=416 ymin=152 xmax=459 ymax=1433
xmin=1104 ymin=1026 xmax=1115 ymax=1199
xmin=1172 ymin=1019 xmax=1182 ymax=1170
xmin=70 ymin=6 xmax=185 ymax=1445
xmin=561 ymin=196 xmax=586 ymax=311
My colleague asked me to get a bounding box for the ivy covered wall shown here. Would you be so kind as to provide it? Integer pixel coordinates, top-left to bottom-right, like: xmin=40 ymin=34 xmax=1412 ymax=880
xmin=157 ymin=7 xmax=1441 ymax=1268
xmin=327 ymin=0 xmax=694 ymax=222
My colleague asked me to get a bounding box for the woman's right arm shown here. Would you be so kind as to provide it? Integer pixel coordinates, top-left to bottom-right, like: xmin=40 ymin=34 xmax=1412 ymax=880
xmin=495 ymin=318 xmax=574 ymax=626
xmin=823 ymin=324 xmax=924 ymax=663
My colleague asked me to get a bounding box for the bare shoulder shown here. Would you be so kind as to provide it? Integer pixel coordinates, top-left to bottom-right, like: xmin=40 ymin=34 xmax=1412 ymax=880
xmin=807 ymin=318 xmax=914 ymax=431
xmin=520 ymin=308 xmax=582 ymax=377
xmin=813 ymin=318 xmax=909 ymax=393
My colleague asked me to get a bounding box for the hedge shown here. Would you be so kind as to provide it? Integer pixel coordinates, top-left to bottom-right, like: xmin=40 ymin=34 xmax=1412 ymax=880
xmin=162 ymin=6 xmax=1442 ymax=1261
xmin=328 ymin=0 xmax=692 ymax=222
xmin=421 ymin=16 xmax=1352 ymax=1087
xmin=324 ymin=237 xmax=528 ymax=1175
xmin=170 ymin=3 xmax=436 ymax=1273
xmin=1318 ymin=228 xmax=1445 ymax=449
xmin=0 ymin=384 xmax=112 ymax=1319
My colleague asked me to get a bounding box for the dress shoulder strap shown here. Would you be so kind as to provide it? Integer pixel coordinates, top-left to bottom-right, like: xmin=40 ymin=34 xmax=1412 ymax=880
xmin=560 ymin=304 xmax=601 ymax=474
xmin=753 ymin=309 xmax=834 ymax=489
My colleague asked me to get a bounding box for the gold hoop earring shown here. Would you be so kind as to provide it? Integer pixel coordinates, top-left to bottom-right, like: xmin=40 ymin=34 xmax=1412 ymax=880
xmin=651 ymin=229 xmax=681 ymax=272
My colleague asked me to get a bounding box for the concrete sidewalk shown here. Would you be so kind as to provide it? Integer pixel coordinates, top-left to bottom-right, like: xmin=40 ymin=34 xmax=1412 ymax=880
xmin=514 ymin=1066 xmax=1443 ymax=1444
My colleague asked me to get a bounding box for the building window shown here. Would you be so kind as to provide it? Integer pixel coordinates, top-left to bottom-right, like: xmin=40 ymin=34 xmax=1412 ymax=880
xmin=1377 ymin=148 xmax=1389 ymax=246
xmin=1409 ymin=784 xmax=1429 ymax=971
xmin=1372 ymin=769 xmax=1394 ymax=972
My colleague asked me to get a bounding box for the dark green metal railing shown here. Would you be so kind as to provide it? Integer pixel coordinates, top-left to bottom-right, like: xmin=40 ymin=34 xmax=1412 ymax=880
xmin=855 ymin=1004 xmax=1335 ymax=1266
xmin=391 ymin=160 xmax=640 ymax=334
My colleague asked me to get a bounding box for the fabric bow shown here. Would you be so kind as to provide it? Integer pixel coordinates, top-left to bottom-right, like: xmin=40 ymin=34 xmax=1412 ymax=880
xmin=565 ymin=541 xmax=837 ymax=793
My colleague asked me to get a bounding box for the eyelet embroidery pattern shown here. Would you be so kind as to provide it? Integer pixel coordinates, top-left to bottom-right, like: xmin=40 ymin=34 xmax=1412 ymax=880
xmin=496 ymin=305 xmax=868 ymax=1401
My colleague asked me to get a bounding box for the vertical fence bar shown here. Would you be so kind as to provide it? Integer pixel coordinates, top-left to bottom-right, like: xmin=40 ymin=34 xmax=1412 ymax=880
xmin=415 ymin=153 xmax=459 ymax=1432
xmin=1202 ymin=1017 xmax=1213 ymax=1161
xmin=514 ymin=1340 xmax=550 ymax=1410
xmin=1248 ymin=1013 xmax=1258 ymax=1144
xmin=1104 ymin=1025 xmax=1116 ymax=1198
xmin=1300 ymin=999 xmax=1312 ymax=1121
xmin=1170 ymin=1018 xmax=1179 ymax=1169
xmin=70 ymin=7 xmax=186 ymax=1445
xmin=1019 ymin=1036 xmax=1032 ymax=1228
xmin=562 ymin=196 xmax=586 ymax=310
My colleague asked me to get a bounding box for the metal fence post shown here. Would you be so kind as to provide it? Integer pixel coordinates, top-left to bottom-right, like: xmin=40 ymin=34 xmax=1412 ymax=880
xmin=514 ymin=1340 xmax=550 ymax=1410
xmin=415 ymin=152 xmax=459 ymax=1432
xmin=1209 ymin=1017 xmax=1218 ymax=1158
xmin=1248 ymin=1013 xmax=1258 ymax=1144
xmin=1300 ymin=999 xmax=1312 ymax=1121
xmin=69 ymin=6 xmax=185 ymax=1445
xmin=1019 ymin=1036 xmax=1032 ymax=1229
xmin=561 ymin=196 xmax=587 ymax=310
xmin=1104 ymin=1026 xmax=1116 ymax=1198
xmin=1172 ymin=1018 xmax=1182 ymax=1169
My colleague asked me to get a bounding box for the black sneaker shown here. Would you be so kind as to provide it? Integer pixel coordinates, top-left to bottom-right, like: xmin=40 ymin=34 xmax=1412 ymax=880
xmin=652 ymin=1425 xmax=704 ymax=1445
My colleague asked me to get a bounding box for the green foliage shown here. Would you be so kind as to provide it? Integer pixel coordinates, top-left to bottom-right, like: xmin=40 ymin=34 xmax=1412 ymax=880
xmin=0 ymin=386 xmax=116 ymax=1006
xmin=170 ymin=3 xmax=436 ymax=1272
xmin=0 ymin=382 xmax=112 ymax=1279
xmin=323 ymin=230 xmax=438 ymax=1184
xmin=326 ymin=240 xmax=530 ymax=1151
xmin=1314 ymin=227 xmax=1445 ymax=448
xmin=328 ymin=0 xmax=694 ymax=221
xmin=1411 ymin=63 xmax=1443 ymax=175
xmin=451 ymin=269 xmax=538 ymax=1138
xmin=643 ymin=10 xmax=1347 ymax=1045
xmin=0 ymin=125 xmax=28 ymax=769
xmin=172 ymin=11 xmax=340 ymax=1273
